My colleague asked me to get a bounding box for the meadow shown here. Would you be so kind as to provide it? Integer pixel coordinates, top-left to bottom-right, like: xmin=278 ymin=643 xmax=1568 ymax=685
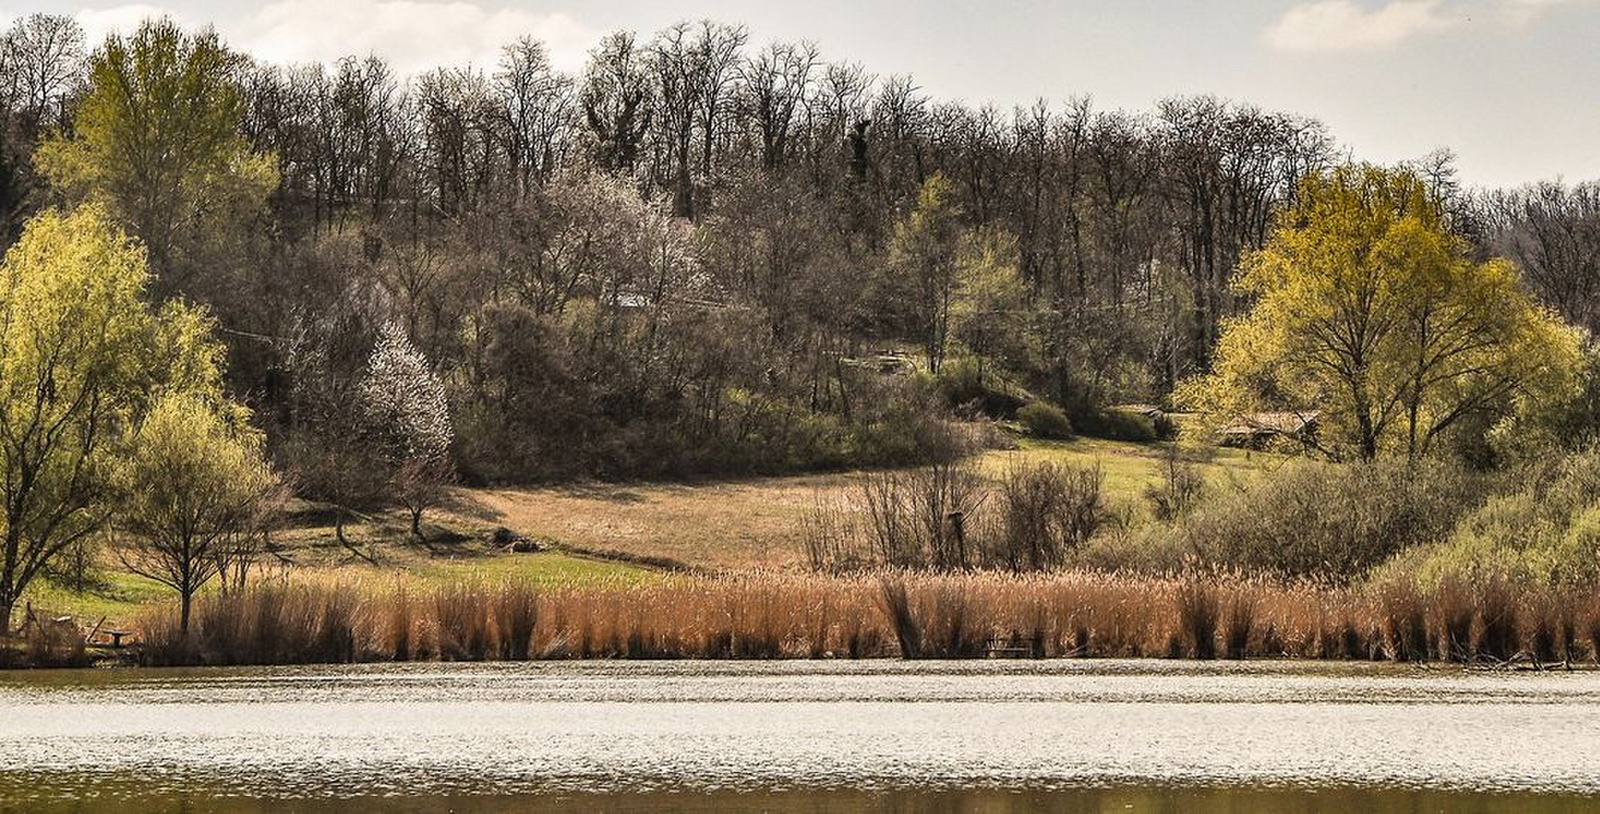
xmin=477 ymin=438 xmax=1265 ymax=570
xmin=18 ymin=437 xmax=1261 ymax=629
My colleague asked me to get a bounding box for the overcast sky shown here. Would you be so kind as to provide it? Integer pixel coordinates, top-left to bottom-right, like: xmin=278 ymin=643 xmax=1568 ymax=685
xmin=8 ymin=0 xmax=1598 ymax=188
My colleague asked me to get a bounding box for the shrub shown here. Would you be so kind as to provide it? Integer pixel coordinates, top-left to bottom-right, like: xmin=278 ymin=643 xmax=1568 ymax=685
xmin=1144 ymin=457 xmax=1481 ymax=579
xmin=1076 ymin=523 xmax=1191 ymax=573
xmin=1387 ymin=446 xmax=1600 ymax=590
xmin=1144 ymin=445 xmax=1207 ymax=522
xmin=1018 ymin=401 xmax=1074 ymax=439
xmin=936 ymin=356 xmax=1029 ymax=419
xmin=803 ymin=458 xmax=1105 ymax=573
xmin=992 ymin=461 xmax=1104 ymax=571
xmin=1078 ymin=408 xmax=1157 ymax=442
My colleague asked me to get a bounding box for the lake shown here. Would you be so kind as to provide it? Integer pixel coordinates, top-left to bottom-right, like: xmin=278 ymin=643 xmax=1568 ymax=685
xmin=2 ymin=660 xmax=1599 ymax=812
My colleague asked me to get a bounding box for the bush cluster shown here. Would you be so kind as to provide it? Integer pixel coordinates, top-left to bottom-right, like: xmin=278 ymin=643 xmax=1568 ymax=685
xmin=1385 ymin=448 xmax=1600 ymax=589
xmin=1085 ymin=457 xmax=1485 ymax=579
xmin=1076 ymin=408 xmax=1159 ymax=442
xmin=1018 ymin=402 xmax=1074 ymax=440
xmin=803 ymin=459 xmax=1105 ymax=573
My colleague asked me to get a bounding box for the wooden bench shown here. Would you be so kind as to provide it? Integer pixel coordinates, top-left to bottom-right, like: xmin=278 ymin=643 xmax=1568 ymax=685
xmin=987 ymin=629 xmax=1046 ymax=659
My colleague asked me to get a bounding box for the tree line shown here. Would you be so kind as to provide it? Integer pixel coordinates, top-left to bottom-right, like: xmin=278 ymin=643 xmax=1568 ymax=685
xmin=1 ymin=13 xmax=1599 ymax=625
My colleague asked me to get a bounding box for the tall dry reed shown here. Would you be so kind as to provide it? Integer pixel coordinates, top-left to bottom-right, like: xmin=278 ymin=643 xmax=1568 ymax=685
xmin=130 ymin=571 xmax=1600 ymax=667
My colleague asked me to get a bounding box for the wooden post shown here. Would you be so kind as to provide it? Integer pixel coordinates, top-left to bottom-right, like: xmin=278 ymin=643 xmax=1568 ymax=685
xmin=947 ymin=510 xmax=966 ymax=569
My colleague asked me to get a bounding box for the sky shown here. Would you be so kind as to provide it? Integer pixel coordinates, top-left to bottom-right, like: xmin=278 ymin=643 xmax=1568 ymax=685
xmin=7 ymin=0 xmax=1598 ymax=189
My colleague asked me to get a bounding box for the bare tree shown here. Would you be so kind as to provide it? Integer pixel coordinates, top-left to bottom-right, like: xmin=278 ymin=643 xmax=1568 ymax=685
xmin=0 ymin=14 xmax=85 ymax=132
xmin=495 ymin=37 xmax=575 ymax=196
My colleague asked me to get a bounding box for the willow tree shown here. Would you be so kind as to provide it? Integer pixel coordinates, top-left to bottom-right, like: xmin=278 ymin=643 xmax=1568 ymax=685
xmin=950 ymin=228 xmax=1035 ymax=385
xmin=114 ymin=393 xmax=277 ymax=631
xmin=1179 ymin=165 xmax=1580 ymax=461
xmin=0 ymin=206 xmax=225 ymax=630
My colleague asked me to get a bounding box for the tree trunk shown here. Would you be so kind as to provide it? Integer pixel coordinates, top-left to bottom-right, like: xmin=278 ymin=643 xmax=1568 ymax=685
xmin=410 ymin=506 xmax=424 ymax=542
xmin=180 ymin=591 xmax=193 ymax=633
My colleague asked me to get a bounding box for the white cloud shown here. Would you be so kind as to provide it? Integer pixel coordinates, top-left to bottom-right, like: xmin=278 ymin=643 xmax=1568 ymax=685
xmin=1263 ymin=0 xmax=1458 ymax=52
xmin=74 ymin=4 xmax=188 ymax=45
xmin=53 ymin=2 xmax=597 ymax=75
xmin=238 ymin=0 xmax=598 ymax=75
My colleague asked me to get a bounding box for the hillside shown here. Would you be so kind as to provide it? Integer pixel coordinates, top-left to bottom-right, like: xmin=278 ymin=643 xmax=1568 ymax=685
xmin=21 ymin=437 xmax=1265 ymax=627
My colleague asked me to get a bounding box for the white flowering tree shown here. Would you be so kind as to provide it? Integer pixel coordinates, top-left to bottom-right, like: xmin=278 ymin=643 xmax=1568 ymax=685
xmin=359 ymin=324 xmax=455 ymax=540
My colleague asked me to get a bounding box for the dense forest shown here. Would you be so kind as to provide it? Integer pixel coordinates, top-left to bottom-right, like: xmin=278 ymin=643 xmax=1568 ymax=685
xmin=0 ymin=12 xmax=1597 ymax=489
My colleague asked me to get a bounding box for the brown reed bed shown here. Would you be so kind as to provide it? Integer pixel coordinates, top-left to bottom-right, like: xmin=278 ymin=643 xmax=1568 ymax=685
xmin=130 ymin=570 xmax=1600 ymax=668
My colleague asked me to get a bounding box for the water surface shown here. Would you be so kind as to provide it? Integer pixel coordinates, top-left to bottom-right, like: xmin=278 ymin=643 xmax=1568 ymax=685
xmin=2 ymin=660 xmax=1598 ymax=811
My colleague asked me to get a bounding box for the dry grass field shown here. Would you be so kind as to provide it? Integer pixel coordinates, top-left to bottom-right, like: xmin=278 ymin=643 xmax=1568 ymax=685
xmin=476 ymin=438 xmax=1268 ymax=570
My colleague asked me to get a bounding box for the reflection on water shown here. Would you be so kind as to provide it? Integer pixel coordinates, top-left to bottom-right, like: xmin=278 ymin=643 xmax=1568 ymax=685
xmin=3 ymin=660 xmax=1599 ymax=812
xmin=7 ymin=784 xmax=1600 ymax=814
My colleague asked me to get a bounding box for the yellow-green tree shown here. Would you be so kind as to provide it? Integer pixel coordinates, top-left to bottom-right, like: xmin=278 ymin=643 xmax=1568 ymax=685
xmin=35 ymin=19 xmax=275 ymax=292
xmin=114 ymin=392 xmax=277 ymax=631
xmin=889 ymin=173 xmax=963 ymax=373
xmin=0 ymin=206 xmax=225 ymax=630
xmin=1179 ymin=165 xmax=1580 ymax=461
xmin=950 ymin=228 xmax=1036 ymax=385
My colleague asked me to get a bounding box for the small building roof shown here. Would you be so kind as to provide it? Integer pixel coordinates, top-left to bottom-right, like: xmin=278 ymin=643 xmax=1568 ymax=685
xmin=1220 ymin=410 xmax=1321 ymax=437
xmin=1109 ymin=403 xmax=1164 ymax=417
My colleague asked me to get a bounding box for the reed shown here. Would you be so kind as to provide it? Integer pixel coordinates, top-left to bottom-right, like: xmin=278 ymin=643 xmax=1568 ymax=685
xmin=1222 ymin=581 xmax=1258 ymax=660
xmin=1524 ymin=590 xmax=1576 ymax=664
xmin=1374 ymin=577 xmax=1429 ymax=662
xmin=1474 ymin=578 xmax=1519 ymax=662
xmin=1430 ymin=578 xmax=1476 ymax=662
xmin=1175 ymin=578 xmax=1219 ymax=659
xmin=123 ymin=570 xmax=1600 ymax=667
xmin=1586 ymin=593 xmax=1600 ymax=664
xmin=492 ymin=580 xmax=539 ymax=660
xmin=432 ymin=584 xmax=492 ymax=661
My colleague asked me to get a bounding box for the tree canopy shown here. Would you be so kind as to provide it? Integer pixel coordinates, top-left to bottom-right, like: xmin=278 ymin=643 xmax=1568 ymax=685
xmin=1180 ymin=165 xmax=1581 ymax=460
xmin=0 ymin=205 xmax=225 ymax=627
xmin=35 ymin=19 xmax=275 ymax=292
xmin=889 ymin=173 xmax=963 ymax=373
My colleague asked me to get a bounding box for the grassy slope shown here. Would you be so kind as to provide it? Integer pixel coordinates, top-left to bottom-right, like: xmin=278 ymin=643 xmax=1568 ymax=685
xmin=22 ymin=437 xmax=1268 ymax=628
xmin=22 ymin=516 xmax=654 ymax=628
xmin=479 ymin=438 xmax=1268 ymax=571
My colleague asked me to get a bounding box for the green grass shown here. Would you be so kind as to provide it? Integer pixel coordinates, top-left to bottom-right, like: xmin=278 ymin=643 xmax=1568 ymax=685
xmin=379 ymin=551 xmax=656 ymax=588
xmin=20 ymin=570 xmax=170 ymax=628
xmin=989 ymin=438 xmax=1268 ymax=505
xmin=18 ymin=551 xmax=654 ymax=630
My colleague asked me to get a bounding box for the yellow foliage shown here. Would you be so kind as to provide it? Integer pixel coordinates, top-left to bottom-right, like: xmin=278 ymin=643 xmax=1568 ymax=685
xmin=1179 ymin=165 xmax=1581 ymax=460
xmin=0 ymin=206 xmax=227 ymax=624
xmin=35 ymin=20 xmax=277 ymax=276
